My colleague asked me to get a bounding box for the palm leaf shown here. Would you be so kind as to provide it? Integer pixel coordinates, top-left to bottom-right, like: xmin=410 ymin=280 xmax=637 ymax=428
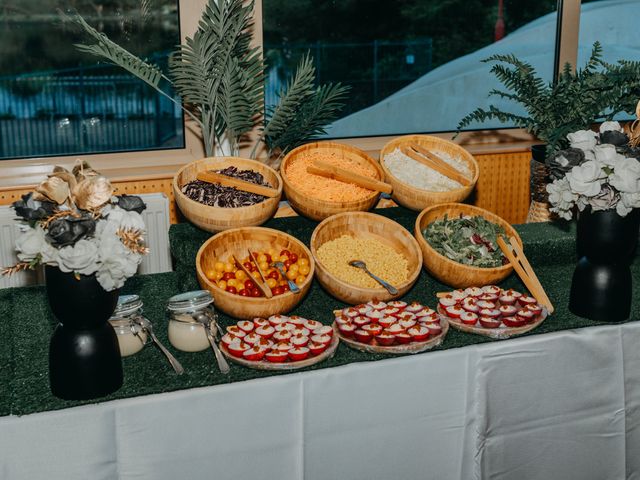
xmin=67 ymin=13 xmax=163 ymax=89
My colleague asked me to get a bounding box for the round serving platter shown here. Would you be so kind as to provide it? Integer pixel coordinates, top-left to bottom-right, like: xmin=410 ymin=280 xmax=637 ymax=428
xmin=218 ymin=332 xmax=339 ymax=371
xmin=438 ymin=306 xmax=548 ymax=339
xmin=333 ymin=319 xmax=449 ymax=355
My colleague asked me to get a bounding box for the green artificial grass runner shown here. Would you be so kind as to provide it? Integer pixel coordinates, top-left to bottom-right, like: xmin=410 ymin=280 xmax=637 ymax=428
xmin=1 ymin=206 xmax=638 ymax=416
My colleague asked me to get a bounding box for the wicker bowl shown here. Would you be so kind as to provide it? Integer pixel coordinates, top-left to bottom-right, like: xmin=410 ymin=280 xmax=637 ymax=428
xmin=196 ymin=227 xmax=314 ymax=319
xmin=281 ymin=142 xmax=384 ymax=221
xmin=380 ymin=135 xmax=479 ymax=211
xmin=414 ymin=203 xmax=522 ymax=288
xmin=173 ymin=157 xmax=283 ymax=233
xmin=310 ymin=212 xmax=422 ymax=304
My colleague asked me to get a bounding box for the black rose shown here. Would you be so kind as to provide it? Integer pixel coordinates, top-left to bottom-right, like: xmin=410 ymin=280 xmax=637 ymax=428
xmin=600 ymin=130 xmax=629 ymax=147
xmin=548 ymin=148 xmax=585 ymax=180
xmin=12 ymin=193 xmax=56 ymax=222
xmin=46 ymin=214 xmax=96 ymax=248
xmin=115 ymin=195 xmax=146 ymax=214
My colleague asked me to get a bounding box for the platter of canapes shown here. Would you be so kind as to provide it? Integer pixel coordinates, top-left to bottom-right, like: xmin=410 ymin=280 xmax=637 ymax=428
xmin=437 ymin=286 xmax=548 ymax=339
xmin=218 ymin=315 xmax=339 ymax=370
xmin=333 ymin=300 xmax=449 ymax=354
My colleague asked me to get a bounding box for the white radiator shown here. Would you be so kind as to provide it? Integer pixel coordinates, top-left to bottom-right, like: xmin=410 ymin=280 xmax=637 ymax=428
xmin=137 ymin=192 xmax=172 ymax=275
xmin=0 ymin=192 xmax=172 ymax=289
xmin=0 ymin=208 xmax=42 ymax=289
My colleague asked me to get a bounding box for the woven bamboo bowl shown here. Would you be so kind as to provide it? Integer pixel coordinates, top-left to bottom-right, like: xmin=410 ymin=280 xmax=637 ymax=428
xmin=173 ymin=157 xmax=283 ymax=233
xmin=380 ymin=135 xmax=479 ymax=211
xmin=414 ymin=203 xmax=522 ymax=289
xmin=310 ymin=212 xmax=422 ymax=305
xmin=196 ymin=227 xmax=314 ymax=319
xmin=280 ymin=142 xmax=384 ymax=221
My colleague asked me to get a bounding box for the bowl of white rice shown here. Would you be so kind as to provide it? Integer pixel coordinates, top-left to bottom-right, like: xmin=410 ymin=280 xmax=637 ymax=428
xmin=380 ymin=135 xmax=479 ymax=211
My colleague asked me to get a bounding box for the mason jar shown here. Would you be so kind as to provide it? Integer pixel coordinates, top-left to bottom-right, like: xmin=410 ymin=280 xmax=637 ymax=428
xmin=108 ymin=295 xmax=148 ymax=357
xmin=166 ymin=290 xmax=217 ymax=352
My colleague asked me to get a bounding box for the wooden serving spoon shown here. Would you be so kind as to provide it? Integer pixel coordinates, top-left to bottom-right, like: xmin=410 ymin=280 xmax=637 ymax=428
xmin=307 ymin=160 xmax=393 ymax=194
xmin=196 ymin=170 xmax=279 ymax=198
xmin=233 ymin=254 xmax=273 ymax=299
xmin=400 ymin=145 xmax=471 ymax=187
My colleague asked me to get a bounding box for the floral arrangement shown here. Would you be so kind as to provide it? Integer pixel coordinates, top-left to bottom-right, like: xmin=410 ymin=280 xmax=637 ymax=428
xmin=2 ymin=162 xmax=148 ymax=291
xmin=546 ymin=120 xmax=640 ymax=219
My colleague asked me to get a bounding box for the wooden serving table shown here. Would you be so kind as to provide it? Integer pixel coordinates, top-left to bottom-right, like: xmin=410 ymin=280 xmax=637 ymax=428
xmin=1 ymin=207 xmax=639 ymax=480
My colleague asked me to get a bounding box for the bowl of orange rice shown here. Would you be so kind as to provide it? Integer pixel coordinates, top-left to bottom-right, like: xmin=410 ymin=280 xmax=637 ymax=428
xmin=280 ymin=141 xmax=385 ymax=221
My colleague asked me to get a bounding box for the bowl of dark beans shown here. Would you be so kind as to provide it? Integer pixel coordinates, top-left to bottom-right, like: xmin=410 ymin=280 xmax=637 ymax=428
xmin=173 ymin=157 xmax=283 ymax=232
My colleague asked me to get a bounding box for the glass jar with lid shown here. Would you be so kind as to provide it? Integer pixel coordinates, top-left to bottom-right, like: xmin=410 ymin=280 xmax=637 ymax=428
xmin=166 ymin=290 xmax=217 ymax=352
xmin=108 ymin=295 xmax=148 ymax=357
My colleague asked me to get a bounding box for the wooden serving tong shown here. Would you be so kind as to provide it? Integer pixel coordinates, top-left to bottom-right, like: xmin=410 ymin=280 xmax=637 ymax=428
xmin=400 ymin=144 xmax=471 ymax=187
xmin=232 ymin=253 xmax=273 ymax=298
xmin=196 ymin=170 xmax=279 ymax=198
xmin=307 ymin=160 xmax=393 ymax=194
xmin=497 ymin=236 xmax=554 ymax=314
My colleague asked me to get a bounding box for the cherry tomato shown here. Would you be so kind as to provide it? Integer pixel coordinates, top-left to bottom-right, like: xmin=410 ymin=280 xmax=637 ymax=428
xmin=266 ymin=278 xmax=278 ymax=289
xmin=217 ymin=280 xmax=227 ymax=290
xmin=289 ymin=253 xmax=298 ymax=263
xmin=250 ymin=288 xmax=261 ymax=297
xmin=243 ymin=261 xmax=253 ymax=271
xmin=268 ymin=270 xmax=279 ymax=280
xmin=256 ymin=253 xmax=267 ymax=264
xmin=281 ymin=283 xmax=290 ymax=292
xmin=272 ymin=286 xmax=284 ymax=296
xmin=226 ymin=286 xmax=237 ymax=294
xmin=298 ymin=264 xmax=311 ymax=276
xmin=284 ymin=260 xmax=292 ymax=270
xmin=222 ymin=272 xmax=236 ymax=281
xmin=280 ymin=249 xmax=290 ymax=257
xmin=295 ymin=275 xmax=306 ymax=286
xmin=265 ymin=254 xmax=272 ymax=264
xmin=245 ymin=279 xmax=256 ymax=290
xmin=239 ymin=289 xmax=249 ymax=296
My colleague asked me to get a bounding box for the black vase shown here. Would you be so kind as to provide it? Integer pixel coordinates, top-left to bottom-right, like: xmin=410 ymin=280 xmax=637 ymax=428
xmin=45 ymin=266 xmax=123 ymax=400
xmin=569 ymin=208 xmax=640 ymax=322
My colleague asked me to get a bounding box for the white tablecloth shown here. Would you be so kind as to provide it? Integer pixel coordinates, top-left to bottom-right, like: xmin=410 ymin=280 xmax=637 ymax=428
xmin=2 ymin=322 xmax=639 ymax=480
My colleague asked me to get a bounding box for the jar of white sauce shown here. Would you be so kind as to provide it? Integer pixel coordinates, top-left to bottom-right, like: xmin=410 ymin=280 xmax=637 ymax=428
xmin=108 ymin=295 xmax=148 ymax=357
xmin=166 ymin=290 xmax=217 ymax=352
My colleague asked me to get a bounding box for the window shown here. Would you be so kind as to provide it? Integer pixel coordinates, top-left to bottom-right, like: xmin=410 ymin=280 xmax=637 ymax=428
xmin=263 ymin=0 xmax=559 ymax=138
xmin=0 ymin=1 xmax=183 ymax=161
xmin=578 ymin=0 xmax=640 ymax=121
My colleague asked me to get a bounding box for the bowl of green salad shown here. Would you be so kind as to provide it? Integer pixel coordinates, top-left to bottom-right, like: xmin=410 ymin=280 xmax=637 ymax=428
xmin=414 ymin=203 xmax=522 ymax=288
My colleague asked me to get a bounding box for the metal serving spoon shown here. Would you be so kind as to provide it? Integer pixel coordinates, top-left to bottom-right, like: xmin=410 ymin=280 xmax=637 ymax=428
xmin=195 ymin=314 xmax=230 ymax=375
xmin=349 ymin=260 xmax=399 ymax=295
xmin=135 ymin=317 xmax=185 ymax=375
xmin=272 ymin=261 xmax=301 ymax=294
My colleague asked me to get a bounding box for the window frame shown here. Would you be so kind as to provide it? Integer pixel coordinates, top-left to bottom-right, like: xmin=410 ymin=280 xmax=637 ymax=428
xmin=0 ymin=0 xmax=581 ymax=189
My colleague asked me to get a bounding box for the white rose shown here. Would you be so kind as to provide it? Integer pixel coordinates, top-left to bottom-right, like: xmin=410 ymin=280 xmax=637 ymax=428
xmin=103 ymin=205 xmax=146 ymax=232
xmin=599 ymin=121 xmax=623 ymax=133
xmin=96 ymin=235 xmax=141 ymax=291
xmin=567 ymin=130 xmax=598 ymax=152
xmin=610 ymin=157 xmax=640 ymax=193
xmin=621 ymin=192 xmax=640 ymax=209
xmin=616 ymin=201 xmax=633 ymax=217
xmin=15 ymin=226 xmax=47 ymax=262
xmin=567 ymin=161 xmax=605 ymax=197
xmin=57 ymin=239 xmax=99 ymax=275
xmin=593 ymin=144 xmax=620 ymax=167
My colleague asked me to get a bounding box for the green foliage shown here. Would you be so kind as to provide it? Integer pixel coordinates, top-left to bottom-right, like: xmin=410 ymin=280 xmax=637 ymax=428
xmin=69 ymin=0 xmax=349 ymax=158
xmin=457 ymin=42 xmax=640 ymax=156
xmin=66 ymin=13 xmax=163 ymax=89
xmin=265 ymin=80 xmax=351 ymax=156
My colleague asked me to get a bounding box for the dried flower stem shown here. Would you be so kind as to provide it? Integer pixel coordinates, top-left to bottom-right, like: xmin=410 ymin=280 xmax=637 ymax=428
xmin=117 ymin=228 xmax=150 ymax=255
xmin=1 ymin=261 xmax=34 ymax=277
xmin=40 ymin=210 xmax=82 ymax=229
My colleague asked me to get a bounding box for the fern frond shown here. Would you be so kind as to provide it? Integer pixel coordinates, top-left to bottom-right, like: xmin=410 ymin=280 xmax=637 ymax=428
xmin=68 ymin=13 xmax=163 ymax=88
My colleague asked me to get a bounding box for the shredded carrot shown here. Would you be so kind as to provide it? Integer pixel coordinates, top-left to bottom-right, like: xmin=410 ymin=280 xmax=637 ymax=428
xmin=285 ymin=151 xmax=378 ymax=202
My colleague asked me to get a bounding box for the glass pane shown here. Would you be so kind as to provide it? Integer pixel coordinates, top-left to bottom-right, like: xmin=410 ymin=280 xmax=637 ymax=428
xmin=579 ymin=0 xmax=640 ymax=122
xmin=264 ymin=0 xmax=558 ymax=138
xmin=0 ymin=1 xmax=183 ymax=160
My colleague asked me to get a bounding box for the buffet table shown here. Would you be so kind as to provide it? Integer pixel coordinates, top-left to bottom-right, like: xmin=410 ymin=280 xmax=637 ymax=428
xmin=1 ymin=207 xmax=639 ymax=479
